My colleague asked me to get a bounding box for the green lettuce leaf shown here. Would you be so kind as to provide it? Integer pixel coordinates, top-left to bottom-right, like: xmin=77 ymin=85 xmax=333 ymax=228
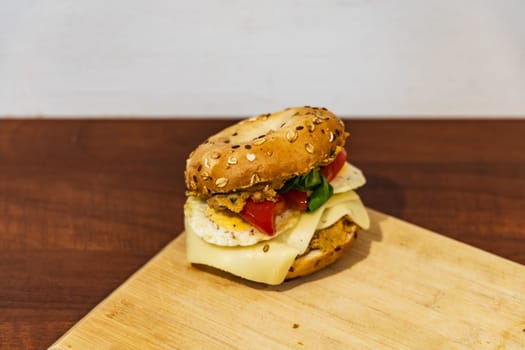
xmin=280 ymin=168 xmax=334 ymax=212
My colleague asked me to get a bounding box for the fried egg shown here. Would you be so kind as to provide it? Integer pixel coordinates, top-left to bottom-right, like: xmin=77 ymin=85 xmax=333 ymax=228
xmin=184 ymin=196 xmax=300 ymax=247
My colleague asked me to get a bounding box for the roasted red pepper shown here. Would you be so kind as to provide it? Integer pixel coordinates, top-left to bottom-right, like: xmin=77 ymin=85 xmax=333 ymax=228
xmin=239 ymin=195 xmax=286 ymax=235
xmin=282 ymin=189 xmax=308 ymax=211
xmin=321 ymin=149 xmax=347 ymax=182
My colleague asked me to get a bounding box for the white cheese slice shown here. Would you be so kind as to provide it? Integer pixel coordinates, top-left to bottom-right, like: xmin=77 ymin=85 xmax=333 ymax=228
xmin=185 ymin=190 xmax=369 ymax=285
xmin=317 ymin=196 xmax=370 ymax=230
xmin=274 ymin=191 xmax=369 ymax=253
xmin=186 ymin=224 xmax=298 ymax=285
xmin=331 ymin=162 xmax=367 ymax=193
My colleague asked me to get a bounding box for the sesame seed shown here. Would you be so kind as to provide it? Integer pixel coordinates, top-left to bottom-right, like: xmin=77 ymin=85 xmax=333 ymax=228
xmin=246 ymin=153 xmax=256 ymax=162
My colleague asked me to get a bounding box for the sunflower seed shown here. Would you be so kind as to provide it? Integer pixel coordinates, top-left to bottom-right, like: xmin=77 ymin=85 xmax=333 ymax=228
xmin=250 ymin=173 xmax=260 ymax=185
xmin=215 ymin=177 xmax=228 ymax=188
xmin=286 ymin=130 xmax=298 ymax=142
xmin=305 ymin=143 xmax=315 ymax=154
xmin=252 ymin=137 xmax=266 ymax=145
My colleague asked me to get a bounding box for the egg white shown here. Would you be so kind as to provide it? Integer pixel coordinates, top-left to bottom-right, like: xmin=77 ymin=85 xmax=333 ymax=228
xmin=184 ymin=162 xmax=366 ymax=247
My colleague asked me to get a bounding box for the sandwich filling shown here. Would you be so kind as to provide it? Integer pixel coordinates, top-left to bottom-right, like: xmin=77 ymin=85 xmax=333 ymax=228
xmin=184 ymin=160 xmax=369 ymax=285
xmin=201 ymin=148 xmax=355 ymax=237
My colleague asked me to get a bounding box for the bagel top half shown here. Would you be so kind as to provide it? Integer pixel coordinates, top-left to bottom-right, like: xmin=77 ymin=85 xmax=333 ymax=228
xmin=185 ymin=106 xmax=348 ymax=196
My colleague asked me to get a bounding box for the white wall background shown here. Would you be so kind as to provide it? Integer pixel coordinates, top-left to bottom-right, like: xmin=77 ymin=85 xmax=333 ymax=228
xmin=1 ymin=0 xmax=524 ymax=117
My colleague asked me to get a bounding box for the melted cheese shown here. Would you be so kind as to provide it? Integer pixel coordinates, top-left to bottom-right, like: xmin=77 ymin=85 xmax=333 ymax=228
xmin=317 ymin=193 xmax=370 ymax=230
xmin=185 ymin=190 xmax=369 ymax=285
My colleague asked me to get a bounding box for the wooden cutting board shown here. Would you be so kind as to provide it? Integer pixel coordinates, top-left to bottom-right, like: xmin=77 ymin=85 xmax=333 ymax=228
xmin=49 ymin=209 xmax=525 ymax=349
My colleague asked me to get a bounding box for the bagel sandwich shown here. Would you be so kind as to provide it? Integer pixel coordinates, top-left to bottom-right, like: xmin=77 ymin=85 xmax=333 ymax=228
xmin=184 ymin=106 xmax=369 ymax=285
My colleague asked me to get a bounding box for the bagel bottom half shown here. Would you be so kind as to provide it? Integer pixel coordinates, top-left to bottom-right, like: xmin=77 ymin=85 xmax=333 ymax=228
xmin=185 ymin=211 xmax=363 ymax=285
xmin=286 ymin=215 xmax=359 ymax=280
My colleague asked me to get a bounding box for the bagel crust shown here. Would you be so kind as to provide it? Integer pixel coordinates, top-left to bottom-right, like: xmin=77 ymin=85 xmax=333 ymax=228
xmin=185 ymin=106 xmax=348 ymax=196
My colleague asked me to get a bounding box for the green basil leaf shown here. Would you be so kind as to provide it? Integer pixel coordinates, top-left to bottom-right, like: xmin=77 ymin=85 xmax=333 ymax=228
xmin=280 ymin=168 xmax=334 ymax=212
xmin=307 ymin=176 xmax=333 ymax=212
xmin=281 ymin=168 xmax=322 ymax=192
xmin=280 ymin=176 xmax=299 ymax=192
xmin=303 ymin=169 xmax=322 ymax=188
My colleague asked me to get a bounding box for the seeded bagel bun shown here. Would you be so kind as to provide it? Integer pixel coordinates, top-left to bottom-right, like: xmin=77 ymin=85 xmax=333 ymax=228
xmin=185 ymin=106 xmax=348 ymax=196
xmin=286 ymin=216 xmax=359 ymax=280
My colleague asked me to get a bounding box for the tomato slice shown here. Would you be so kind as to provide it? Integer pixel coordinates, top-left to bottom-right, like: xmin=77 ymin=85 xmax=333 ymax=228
xmin=282 ymin=189 xmax=308 ymax=211
xmin=321 ymin=148 xmax=347 ymax=182
xmin=239 ymin=195 xmax=286 ymax=235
